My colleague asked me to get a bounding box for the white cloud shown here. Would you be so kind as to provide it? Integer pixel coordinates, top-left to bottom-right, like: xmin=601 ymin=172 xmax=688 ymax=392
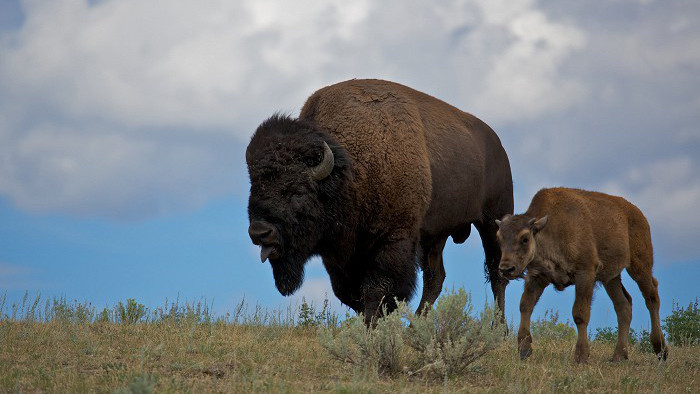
xmin=0 ymin=0 xmax=587 ymax=217
xmin=601 ymin=157 xmax=700 ymax=261
xmin=0 ymin=0 xmax=698 ymax=264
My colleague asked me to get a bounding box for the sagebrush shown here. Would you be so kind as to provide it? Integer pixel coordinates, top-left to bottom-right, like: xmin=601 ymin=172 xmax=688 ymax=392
xmin=320 ymin=289 xmax=505 ymax=379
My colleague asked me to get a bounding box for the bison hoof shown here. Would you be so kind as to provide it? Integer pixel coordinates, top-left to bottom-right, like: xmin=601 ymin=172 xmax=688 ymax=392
xmin=657 ymin=346 xmax=669 ymax=361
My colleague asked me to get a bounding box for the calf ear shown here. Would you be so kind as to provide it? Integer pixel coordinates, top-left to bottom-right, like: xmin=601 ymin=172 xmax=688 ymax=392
xmin=495 ymin=214 xmax=511 ymax=228
xmin=531 ymin=216 xmax=548 ymax=232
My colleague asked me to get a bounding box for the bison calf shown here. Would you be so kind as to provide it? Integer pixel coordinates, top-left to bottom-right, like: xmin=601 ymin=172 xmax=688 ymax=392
xmin=496 ymin=187 xmax=668 ymax=363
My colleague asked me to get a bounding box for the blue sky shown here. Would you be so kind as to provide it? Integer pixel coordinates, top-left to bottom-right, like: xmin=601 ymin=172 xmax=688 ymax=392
xmin=1 ymin=0 xmax=699 ymax=331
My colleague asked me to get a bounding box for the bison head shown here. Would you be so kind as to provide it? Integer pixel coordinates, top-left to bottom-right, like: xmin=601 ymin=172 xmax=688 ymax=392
xmin=495 ymin=214 xmax=548 ymax=280
xmin=246 ymin=115 xmax=347 ymax=296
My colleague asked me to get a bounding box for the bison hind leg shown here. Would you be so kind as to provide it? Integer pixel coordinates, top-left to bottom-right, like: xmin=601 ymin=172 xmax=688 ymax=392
xmin=603 ymin=275 xmax=632 ymax=361
xmin=415 ymin=236 xmax=448 ymax=314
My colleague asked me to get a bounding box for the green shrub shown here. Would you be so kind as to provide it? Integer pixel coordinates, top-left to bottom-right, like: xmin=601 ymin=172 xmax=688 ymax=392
xmin=50 ymin=297 xmax=95 ymax=325
xmin=530 ymin=310 xmax=576 ymax=341
xmin=405 ymin=289 xmax=505 ymax=378
xmin=663 ymin=299 xmax=699 ymax=346
xmin=593 ymin=326 xmax=655 ymax=353
xmin=297 ymin=298 xmax=339 ymax=328
xmin=593 ymin=326 xmax=617 ymax=343
xmin=115 ymin=373 xmax=157 ymax=394
xmin=634 ymin=328 xmax=654 ymax=353
xmin=116 ymin=299 xmax=147 ymax=324
xmin=320 ymin=289 xmax=505 ymax=379
xmin=319 ymin=303 xmax=406 ymax=376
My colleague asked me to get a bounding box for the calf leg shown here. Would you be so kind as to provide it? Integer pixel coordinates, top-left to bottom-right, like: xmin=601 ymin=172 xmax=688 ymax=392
xmin=517 ymin=275 xmax=549 ymax=360
xmin=415 ymin=236 xmax=448 ymax=314
xmin=627 ymin=266 xmax=668 ymax=359
xmin=572 ymin=272 xmax=595 ymax=363
xmin=603 ymin=275 xmax=632 ymax=361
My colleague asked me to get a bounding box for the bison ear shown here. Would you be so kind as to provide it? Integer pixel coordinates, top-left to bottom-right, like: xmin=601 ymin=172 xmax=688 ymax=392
xmin=530 ymin=216 xmax=548 ymax=233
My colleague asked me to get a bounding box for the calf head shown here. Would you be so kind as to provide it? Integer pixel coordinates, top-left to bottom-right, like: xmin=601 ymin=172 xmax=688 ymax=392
xmin=246 ymin=115 xmax=340 ymax=296
xmin=495 ymin=214 xmax=548 ymax=279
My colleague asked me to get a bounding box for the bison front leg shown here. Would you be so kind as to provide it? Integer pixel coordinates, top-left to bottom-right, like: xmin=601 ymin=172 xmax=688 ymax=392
xmin=517 ymin=275 xmax=549 ymax=360
xmin=572 ymin=271 xmax=595 ymax=363
xmin=362 ymin=236 xmax=419 ymax=326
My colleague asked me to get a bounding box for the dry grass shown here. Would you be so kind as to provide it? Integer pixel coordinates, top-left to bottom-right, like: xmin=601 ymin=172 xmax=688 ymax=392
xmin=1 ymin=317 xmax=698 ymax=393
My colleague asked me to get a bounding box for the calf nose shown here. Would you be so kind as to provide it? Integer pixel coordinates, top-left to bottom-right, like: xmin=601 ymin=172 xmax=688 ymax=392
xmin=248 ymin=221 xmax=279 ymax=245
xmin=499 ymin=260 xmax=516 ymax=276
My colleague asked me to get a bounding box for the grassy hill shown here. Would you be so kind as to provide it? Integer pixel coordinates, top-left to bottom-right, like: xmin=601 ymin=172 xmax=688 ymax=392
xmin=1 ymin=294 xmax=697 ymax=392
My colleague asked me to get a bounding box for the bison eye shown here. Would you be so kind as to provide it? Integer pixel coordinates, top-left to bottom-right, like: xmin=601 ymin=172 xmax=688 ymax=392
xmin=521 ymin=237 xmax=529 ymax=245
xmin=303 ymin=151 xmax=323 ymax=167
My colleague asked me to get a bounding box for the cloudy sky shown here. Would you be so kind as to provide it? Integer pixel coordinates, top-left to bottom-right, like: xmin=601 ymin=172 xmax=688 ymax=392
xmin=1 ymin=0 xmax=698 ymax=329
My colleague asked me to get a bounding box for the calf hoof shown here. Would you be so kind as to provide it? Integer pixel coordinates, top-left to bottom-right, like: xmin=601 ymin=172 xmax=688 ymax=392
xmin=574 ymin=350 xmax=590 ymax=364
xmin=657 ymin=346 xmax=669 ymax=361
xmin=519 ymin=347 xmax=532 ymax=360
xmin=574 ymin=354 xmax=589 ymax=364
xmin=610 ymin=345 xmax=628 ymax=362
xmin=610 ymin=352 xmax=628 ymax=362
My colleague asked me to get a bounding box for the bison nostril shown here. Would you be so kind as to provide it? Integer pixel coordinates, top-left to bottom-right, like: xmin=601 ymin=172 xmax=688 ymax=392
xmin=248 ymin=221 xmax=278 ymax=245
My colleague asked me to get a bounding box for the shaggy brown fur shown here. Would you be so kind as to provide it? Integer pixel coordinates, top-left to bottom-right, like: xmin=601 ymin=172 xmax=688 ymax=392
xmin=496 ymin=187 xmax=668 ymax=363
xmin=247 ymin=79 xmax=513 ymax=323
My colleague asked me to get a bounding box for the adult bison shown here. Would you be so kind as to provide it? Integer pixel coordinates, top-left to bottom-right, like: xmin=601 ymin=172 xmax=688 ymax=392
xmin=246 ymin=79 xmax=513 ymax=323
xmin=496 ymin=187 xmax=668 ymax=363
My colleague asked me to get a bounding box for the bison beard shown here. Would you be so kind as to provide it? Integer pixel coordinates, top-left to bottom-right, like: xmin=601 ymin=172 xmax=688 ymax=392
xmin=269 ymin=254 xmax=306 ymax=296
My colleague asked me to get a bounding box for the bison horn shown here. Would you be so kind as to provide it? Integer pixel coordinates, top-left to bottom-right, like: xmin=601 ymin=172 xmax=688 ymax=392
xmin=310 ymin=141 xmax=334 ymax=180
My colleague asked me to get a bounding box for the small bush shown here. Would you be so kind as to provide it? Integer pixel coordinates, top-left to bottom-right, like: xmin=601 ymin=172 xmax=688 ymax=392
xmin=593 ymin=327 xmax=655 ymax=353
xmin=530 ymin=310 xmax=576 ymax=341
xmin=115 ymin=373 xmax=157 ymax=394
xmin=320 ymin=289 xmax=505 ymax=379
xmin=297 ymin=298 xmax=338 ymax=328
xmin=50 ymin=297 xmax=95 ymax=325
xmin=319 ymin=303 xmax=406 ymax=376
xmin=406 ymin=289 xmax=505 ymax=378
xmin=117 ymin=299 xmax=147 ymax=324
xmin=593 ymin=326 xmax=617 ymax=343
xmin=634 ymin=328 xmax=654 ymax=353
xmin=663 ymin=299 xmax=699 ymax=346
